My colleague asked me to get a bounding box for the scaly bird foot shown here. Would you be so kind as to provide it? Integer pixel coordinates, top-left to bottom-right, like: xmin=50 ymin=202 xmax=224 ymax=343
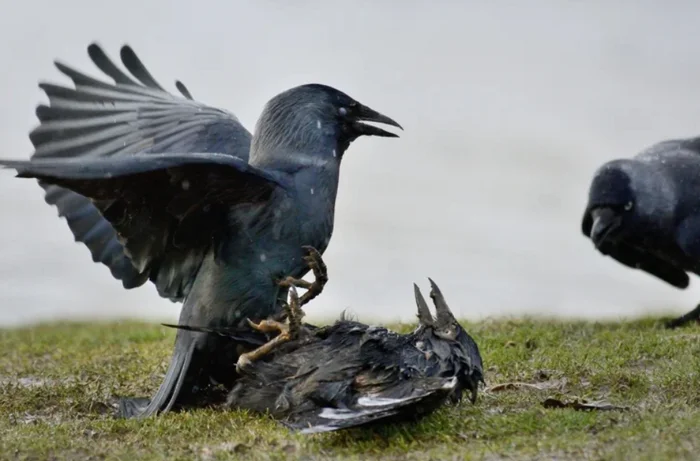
xmin=236 ymin=286 xmax=305 ymax=373
xmin=246 ymin=318 xmax=289 ymax=335
xmin=236 ymin=247 xmax=326 ymax=372
xmin=286 ymin=286 xmax=306 ymax=338
xmin=278 ymin=245 xmax=328 ymax=308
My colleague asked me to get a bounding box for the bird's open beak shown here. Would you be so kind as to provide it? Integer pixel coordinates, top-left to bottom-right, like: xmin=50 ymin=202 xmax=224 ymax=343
xmin=590 ymin=207 xmax=622 ymax=248
xmin=353 ymin=104 xmax=403 ymax=138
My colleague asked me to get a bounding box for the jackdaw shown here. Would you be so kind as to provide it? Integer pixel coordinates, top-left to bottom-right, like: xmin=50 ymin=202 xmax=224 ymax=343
xmin=171 ymin=277 xmax=484 ymax=434
xmin=0 ymin=43 xmax=402 ymax=417
xmin=581 ymin=137 xmax=700 ymax=328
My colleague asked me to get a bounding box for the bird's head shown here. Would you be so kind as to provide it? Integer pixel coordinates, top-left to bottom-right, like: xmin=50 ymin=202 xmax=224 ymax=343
xmin=250 ymin=84 xmax=402 ymax=165
xmin=413 ymin=279 xmax=484 ymax=403
xmin=581 ymin=160 xmax=637 ymax=249
xmin=581 ymin=156 xmax=677 ymax=252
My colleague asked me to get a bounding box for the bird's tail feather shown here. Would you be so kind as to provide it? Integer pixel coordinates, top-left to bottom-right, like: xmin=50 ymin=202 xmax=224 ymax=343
xmin=162 ymin=341 xmax=195 ymax=413
xmin=162 ymin=323 xmax=269 ymax=347
xmin=118 ymin=331 xmax=197 ymax=418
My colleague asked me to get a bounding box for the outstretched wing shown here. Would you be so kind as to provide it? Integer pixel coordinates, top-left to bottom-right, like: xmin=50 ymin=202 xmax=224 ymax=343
xmin=30 ymin=43 xmax=253 ymax=289
xmin=1 ymin=153 xmax=286 ymax=301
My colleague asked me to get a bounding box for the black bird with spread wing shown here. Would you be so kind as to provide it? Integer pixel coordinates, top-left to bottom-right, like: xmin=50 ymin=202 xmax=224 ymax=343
xmin=172 ymin=276 xmax=484 ymax=434
xmin=582 ymin=137 xmax=700 ymax=328
xmin=0 ymin=43 xmax=402 ymax=418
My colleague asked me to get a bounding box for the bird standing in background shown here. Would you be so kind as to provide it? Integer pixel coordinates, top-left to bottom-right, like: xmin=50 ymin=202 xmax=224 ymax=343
xmin=0 ymin=43 xmax=402 ymax=418
xmin=581 ymin=137 xmax=700 ymax=328
xmin=172 ymin=275 xmax=484 ymax=434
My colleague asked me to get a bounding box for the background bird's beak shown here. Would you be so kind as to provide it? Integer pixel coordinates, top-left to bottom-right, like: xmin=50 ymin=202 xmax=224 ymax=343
xmin=352 ymin=104 xmax=403 ymax=137
xmin=590 ymin=207 xmax=621 ymax=248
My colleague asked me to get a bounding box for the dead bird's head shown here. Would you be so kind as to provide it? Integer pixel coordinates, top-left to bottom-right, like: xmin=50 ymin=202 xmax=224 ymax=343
xmin=412 ymin=279 xmax=484 ymax=403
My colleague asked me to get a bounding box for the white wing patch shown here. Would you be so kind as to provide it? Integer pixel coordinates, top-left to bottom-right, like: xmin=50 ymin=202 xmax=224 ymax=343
xmin=356 ymin=395 xmax=410 ymax=407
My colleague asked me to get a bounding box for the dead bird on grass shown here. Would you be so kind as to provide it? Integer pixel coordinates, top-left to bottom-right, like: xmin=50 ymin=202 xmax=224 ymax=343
xmin=170 ymin=273 xmax=484 ymax=434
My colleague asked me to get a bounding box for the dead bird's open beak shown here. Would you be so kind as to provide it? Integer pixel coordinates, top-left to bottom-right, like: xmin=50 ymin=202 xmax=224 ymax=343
xmin=414 ymin=283 xmax=435 ymax=326
xmin=428 ymin=278 xmax=457 ymax=326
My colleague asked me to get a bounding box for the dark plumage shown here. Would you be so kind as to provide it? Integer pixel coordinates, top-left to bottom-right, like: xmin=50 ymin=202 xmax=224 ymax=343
xmin=0 ymin=43 xmax=402 ymax=417
xmin=581 ymin=137 xmax=700 ymax=328
xmin=32 ymin=44 xmax=254 ymax=289
xmin=171 ymin=279 xmax=484 ymax=434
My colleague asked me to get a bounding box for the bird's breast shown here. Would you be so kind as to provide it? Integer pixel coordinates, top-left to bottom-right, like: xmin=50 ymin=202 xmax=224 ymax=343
xmin=266 ymin=188 xmax=335 ymax=252
xmin=224 ymin=194 xmax=333 ymax=274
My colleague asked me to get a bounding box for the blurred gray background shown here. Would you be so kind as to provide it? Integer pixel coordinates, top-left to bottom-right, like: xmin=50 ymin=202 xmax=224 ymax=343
xmin=2 ymin=0 xmax=700 ymax=327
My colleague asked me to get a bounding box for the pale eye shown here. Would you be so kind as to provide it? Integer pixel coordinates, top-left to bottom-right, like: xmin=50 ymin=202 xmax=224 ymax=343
xmin=338 ymin=107 xmax=348 ymax=116
xmin=624 ymin=201 xmax=633 ymax=211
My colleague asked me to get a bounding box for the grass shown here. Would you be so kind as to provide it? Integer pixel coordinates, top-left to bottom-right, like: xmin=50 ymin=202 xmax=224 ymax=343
xmin=2 ymin=317 xmax=700 ymax=460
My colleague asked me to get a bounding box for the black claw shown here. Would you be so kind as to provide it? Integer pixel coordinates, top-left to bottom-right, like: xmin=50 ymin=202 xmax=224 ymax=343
xmin=301 ymin=246 xmax=323 ymax=262
xmin=300 ymin=245 xmax=327 ymax=280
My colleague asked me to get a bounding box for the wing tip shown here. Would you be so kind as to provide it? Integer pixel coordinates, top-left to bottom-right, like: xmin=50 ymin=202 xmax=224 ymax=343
xmin=87 ymin=42 xmax=103 ymax=57
xmin=175 ymin=80 xmax=194 ymax=100
xmin=119 ymin=44 xmax=136 ymax=63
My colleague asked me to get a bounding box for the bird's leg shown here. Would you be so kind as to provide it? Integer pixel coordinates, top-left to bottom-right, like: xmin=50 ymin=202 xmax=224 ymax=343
xmin=266 ymin=246 xmax=327 ymax=323
xmin=285 ymin=286 xmax=307 ymax=339
xmin=278 ymin=245 xmax=328 ymax=308
xmin=235 ymin=246 xmax=326 ymax=372
xmin=665 ymin=303 xmax=700 ymax=329
xmin=236 ymin=287 xmax=305 ymax=372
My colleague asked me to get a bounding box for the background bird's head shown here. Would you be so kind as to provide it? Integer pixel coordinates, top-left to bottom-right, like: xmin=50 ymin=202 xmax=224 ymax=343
xmin=581 ymin=160 xmax=637 ymax=249
xmin=250 ymin=83 xmax=402 ymax=165
xmin=581 ymin=158 xmax=675 ymax=251
xmin=413 ymin=279 xmax=484 ymax=403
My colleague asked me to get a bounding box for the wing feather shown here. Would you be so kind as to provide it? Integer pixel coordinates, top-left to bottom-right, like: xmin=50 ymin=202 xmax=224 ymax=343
xmin=290 ymin=377 xmax=457 ymax=434
xmin=2 ymin=153 xmax=285 ymax=300
xmin=27 ymin=43 xmax=253 ymax=289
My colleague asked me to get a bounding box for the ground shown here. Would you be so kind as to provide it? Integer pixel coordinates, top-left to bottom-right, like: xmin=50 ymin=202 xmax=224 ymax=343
xmin=1 ymin=317 xmax=699 ymax=460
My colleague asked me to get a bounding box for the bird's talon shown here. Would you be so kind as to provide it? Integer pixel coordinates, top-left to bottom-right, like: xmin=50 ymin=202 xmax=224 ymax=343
xmin=235 ymin=354 xmax=252 ymax=373
xmin=241 ymin=246 xmax=324 ymax=368
xmin=247 ymin=319 xmax=289 ymax=335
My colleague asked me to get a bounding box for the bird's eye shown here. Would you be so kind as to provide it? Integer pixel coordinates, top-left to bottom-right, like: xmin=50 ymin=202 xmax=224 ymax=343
xmin=338 ymin=107 xmax=348 ymax=116
xmin=624 ymin=201 xmax=633 ymax=211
